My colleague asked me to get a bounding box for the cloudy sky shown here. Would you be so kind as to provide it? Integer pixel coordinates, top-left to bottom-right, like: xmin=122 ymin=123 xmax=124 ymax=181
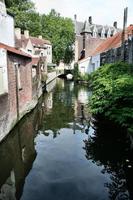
xmin=33 ymin=0 xmax=132 ymax=28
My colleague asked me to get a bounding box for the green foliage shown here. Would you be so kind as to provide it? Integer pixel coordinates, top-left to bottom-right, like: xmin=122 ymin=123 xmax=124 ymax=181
xmin=41 ymin=9 xmax=75 ymax=64
xmin=90 ymin=62 xmax=133 ymax=134
xmin=73 ymin=63 xmax=91 ymax=82
xmin=79 ymin=73 xmax=91 ymax=82
xmin=6 ymin=0 xmax=42 ymax=36
xmin=73 ymin=63 xmax=80 ymax=80
xmin=6 ymin=2 xmax=75 ymax=64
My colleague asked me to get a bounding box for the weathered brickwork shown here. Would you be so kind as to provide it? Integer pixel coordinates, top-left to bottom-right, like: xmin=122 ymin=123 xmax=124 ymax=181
xmin=7 ymin=53 xmax=32 ymax=114
xmin=0 ymin=51 xmax=33 ymax=141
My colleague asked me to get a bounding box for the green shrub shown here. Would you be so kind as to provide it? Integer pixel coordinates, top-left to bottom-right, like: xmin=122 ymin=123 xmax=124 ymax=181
xmin=90 ymin=62 xmax=133 ymax=134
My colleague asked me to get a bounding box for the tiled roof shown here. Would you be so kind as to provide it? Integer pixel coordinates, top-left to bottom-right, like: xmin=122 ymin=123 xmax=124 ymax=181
xmin=75 ymin=21 xmax=84 ymax=35
xmin=30 ymin=36 xmax=51 ymax=46
xmin=15 ymin=35 xmax=51 ymax=49
xmin=0 ymin=43 xmax=31 ymax=58
xmin=91 ymin=25 xmax=133 ymax=56
xmin=32 ymin=57 xmax=40 ymax=66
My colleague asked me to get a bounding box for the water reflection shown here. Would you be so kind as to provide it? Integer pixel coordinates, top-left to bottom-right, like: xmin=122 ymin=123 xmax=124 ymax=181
xmin=40 ymin=81 xmax=91 ymax=138
xmin=0 ymin=79 xmax=133 ymax=200
xmin=0 ymin=103 xmax=42 ymax=200
xmin=83 ymin=116 xmax=133 ymax=199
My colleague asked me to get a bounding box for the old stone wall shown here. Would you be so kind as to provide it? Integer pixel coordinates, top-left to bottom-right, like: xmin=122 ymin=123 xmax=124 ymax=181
xmin=100 ymin=38 xmax=133 ymax=65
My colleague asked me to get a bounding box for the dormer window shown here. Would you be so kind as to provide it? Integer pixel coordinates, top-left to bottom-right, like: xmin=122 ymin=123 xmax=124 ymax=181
xmin=93 ymin=31 xmax=97 ymax=38
xmin=107 ymin=28 xmax=111 ymax=38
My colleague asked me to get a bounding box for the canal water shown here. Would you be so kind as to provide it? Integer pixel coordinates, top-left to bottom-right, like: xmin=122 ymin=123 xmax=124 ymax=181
xmin=0 ymin=79 xmax=133 ymax=200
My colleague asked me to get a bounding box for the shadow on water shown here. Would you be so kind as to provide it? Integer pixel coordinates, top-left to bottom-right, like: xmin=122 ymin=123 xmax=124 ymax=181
xmin=83 ymin=115 xmax=133 ymax=200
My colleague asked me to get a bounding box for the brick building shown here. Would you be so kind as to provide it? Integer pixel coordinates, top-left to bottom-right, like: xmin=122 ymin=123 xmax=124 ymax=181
xmin=78 ymin=25 xmax=133 ymax=75
xmin=74 ymin=15 xmax=120 ymax=61
xmin=95 ymin=25 xmax=133 ymax=65
xmin=0 ymin=0 xmax=43 ymax=141
xmin=15 ymin=29 xmax=52 ymax=65
xmin=0 ymin=43 xmax=33 ymax=141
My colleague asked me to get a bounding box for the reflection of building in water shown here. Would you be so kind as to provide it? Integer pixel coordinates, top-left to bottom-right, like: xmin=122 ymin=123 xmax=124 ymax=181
xmin=46 ymin=79 xmax=56 ymax=93
xmin=73 ymin=88 xmax=91 ymax=134
xmin=69 ymin=82 xmax=74 ymax=92
xmin=43 ymin=92 xmax=53 ymax=113
xmin=0 ymin=103 xmax=42 ymax=199
xmin=78 ymin=88 xmax=89 ymax=104
xmin=0 ymin=170 xmax=16 ymax=200
xmin=56 ymin=78 xmax=65 ymax=89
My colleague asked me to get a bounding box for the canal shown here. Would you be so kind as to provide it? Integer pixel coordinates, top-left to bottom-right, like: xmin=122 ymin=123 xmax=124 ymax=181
xmin=0 ymin=79 xmax=133 ymax=200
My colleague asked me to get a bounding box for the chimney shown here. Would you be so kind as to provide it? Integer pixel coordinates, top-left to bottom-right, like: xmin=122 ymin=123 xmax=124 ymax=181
xmin=38 ymin=35 xmax=42 ymax=39
xmin=15 ymin=28 xmax=21 ymax=40
xmin=89 ymin=16 xmax=92 ymax=25
xmin=24 ymin=30 xmax=29 ymax=39
xmin=113 ymin=21 xmax=117 ymax=29
xmin=74 ymin=14 xmax=77 ymax=21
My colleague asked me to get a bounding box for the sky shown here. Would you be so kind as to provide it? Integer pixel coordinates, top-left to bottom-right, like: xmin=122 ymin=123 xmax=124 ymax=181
xmin=33 ymin=0 xmax=132 ymax=28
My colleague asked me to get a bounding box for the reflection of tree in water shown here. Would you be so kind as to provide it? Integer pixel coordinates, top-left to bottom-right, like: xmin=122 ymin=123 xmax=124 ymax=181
xmin=41 ymin=82 xmax=75 ymax=138
xmin=83 ymin=115 xmax=133 ymax=200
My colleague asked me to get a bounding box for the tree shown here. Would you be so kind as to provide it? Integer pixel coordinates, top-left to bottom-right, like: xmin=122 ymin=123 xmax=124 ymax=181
xmin=41 ymin=9 xmax=75 ymax=64
xmin=5 ymin=2 xmax=75 ymax=64
xmin=5 ymin=0 xmax=42 ymax=36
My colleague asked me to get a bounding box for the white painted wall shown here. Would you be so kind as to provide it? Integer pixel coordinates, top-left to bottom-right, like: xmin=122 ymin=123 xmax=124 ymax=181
xmin=78 ymin=57 xmax=91 ymax=75
xmin=78 ymin=54 xmax=100 ymax=75
xmin=0 ymin=3 xmax=15 ymax=47
xmin=0 ymin=48 xmax=8 ymax=95
xmin=90 ymin=54 xmax=100 ymax=73
xmin=24 ymin=40 xmax=35 ymax=55
xmin=44 ymin=44 xmax=52 ymax=64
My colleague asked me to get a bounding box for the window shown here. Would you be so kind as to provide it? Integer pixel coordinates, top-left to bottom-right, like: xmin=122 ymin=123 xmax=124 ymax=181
xmin=28 ymin=49 xmax=32 ymax=53
xmin=0 ymin=48 xmax=8 ymax=95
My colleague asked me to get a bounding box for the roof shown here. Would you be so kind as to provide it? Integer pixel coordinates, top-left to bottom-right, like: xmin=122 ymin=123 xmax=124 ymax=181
xmin=81 ymin=21 xmax=92 ymax=33
xmin=30 ymin=36 xmax=51 ymax=46
xmin=15 ymin=35 xmax=51 ymax=49
xmin=0 ymin=43 xmax=31 ymax=58
xmin=91 ymin=25 xmax=133 ymax=56
xmin=75 ymin=20 xmax=120 ymax=36
xmin=32 ymin=57 xmax=40 ymax=66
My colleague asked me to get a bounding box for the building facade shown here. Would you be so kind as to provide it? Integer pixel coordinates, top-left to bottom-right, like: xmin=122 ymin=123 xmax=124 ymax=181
xmin=15 ymin=29 xmax=52 ymax=64
xmin=0 ymin=43 xmax=33 ymax=141
xmin=74 ymin=15 xmax=120 ymax=62
xmin=78 ymin=25 xmax=133 ymax=75
xmin=0 ymin=0 xmax=43 ymax=142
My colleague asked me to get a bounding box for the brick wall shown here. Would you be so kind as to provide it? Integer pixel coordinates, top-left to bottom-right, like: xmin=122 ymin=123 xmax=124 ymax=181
xmin=0 ymin=52 xmax=32 ymax=141
xmin=8 ymin=53 xmax=32 ymax=113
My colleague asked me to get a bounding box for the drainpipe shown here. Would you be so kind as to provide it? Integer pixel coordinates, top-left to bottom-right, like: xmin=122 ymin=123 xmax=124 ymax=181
xmin=121 ymin=7 xmax=128 ymax=62
xmin=131 ymin=30 xmax=133 ymax=64
xmin=14 ymin=63 xmax=19 ymax=120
